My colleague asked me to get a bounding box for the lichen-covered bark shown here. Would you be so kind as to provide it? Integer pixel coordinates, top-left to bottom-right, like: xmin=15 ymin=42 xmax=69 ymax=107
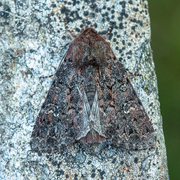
xmin=0 ymin=0 xmax=169 ymax=179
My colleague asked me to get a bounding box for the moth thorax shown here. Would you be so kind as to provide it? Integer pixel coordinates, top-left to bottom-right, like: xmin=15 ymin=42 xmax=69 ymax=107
xmin=85 ymin=65 xmax=96 ymax=108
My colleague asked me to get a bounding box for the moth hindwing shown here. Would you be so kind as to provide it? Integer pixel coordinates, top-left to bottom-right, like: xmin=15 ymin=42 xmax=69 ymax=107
xmin=30 ymin=28 xmax=156 ymax=153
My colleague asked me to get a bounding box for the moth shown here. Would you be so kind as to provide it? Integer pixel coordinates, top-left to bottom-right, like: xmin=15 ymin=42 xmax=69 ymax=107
xmin=30 ymin=28 xmax=156 ymax=153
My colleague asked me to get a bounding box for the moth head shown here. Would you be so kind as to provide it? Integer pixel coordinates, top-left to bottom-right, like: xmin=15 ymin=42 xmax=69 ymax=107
xmin=66 ymin=27 xmax=113 ymax=67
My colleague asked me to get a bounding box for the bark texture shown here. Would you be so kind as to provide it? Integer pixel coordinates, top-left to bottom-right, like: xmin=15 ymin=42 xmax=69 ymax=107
xmin=0 ymin=0 xmax=169 ymax=179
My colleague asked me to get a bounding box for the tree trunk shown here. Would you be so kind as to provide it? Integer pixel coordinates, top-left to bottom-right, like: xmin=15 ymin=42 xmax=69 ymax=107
xmin=0 ymin=0 xmax=169 ymax=179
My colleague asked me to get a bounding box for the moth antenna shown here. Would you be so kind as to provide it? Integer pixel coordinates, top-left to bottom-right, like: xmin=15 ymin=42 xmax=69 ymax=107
xmin=39 ymin=74 xmax=54 ymax=79
xmin=65 ymin=25 xmax=78 ymax=39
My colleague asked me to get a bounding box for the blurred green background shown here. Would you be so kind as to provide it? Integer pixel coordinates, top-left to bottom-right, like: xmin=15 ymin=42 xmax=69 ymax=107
xmin=149 ymin=1 xmax=180 ymax=179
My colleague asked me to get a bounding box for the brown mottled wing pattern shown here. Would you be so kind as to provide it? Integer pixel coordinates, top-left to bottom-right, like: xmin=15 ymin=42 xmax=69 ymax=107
xmin=97 ymin=56 xmax=156 ymax=150
xmin=30 ymin=28 xmax=156 ymax=153
xmin=30 ymin=60 xmax=84 ymax=153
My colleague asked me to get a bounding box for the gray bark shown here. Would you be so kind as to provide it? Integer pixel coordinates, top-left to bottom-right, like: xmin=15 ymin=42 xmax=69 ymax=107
xmin=0 ymin=0 xmax=169 ymax=179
